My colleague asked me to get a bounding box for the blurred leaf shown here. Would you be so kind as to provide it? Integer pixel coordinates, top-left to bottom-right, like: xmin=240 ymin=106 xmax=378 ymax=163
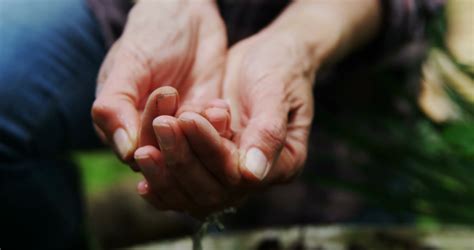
xmin=74 ymin=150 xmax=136 ymax=195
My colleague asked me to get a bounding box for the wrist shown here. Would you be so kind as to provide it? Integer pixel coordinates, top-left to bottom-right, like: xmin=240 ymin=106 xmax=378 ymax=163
xmin=136 ymin=0 xmax=215 ymax=4
xmin=264 ymin=0 xmax=381 ymax=68
xmin=132 ymin=0 xmax=217 ymax=16
xmin=127 ymin=0 xmax=219 ymax=32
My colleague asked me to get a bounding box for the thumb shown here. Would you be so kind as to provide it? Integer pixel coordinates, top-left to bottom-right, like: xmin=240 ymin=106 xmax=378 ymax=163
xmin=92 ymin=94 xmax=139 ymax=161
xmin=138 ymin=86 xmax=179 ymax=147
xmin=238 ymin=101 xmax=288 ymax=182
xmin=91 ymin=59 xmax=144 ymax=161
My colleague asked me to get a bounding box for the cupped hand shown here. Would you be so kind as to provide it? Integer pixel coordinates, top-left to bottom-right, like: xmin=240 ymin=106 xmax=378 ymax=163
xmin=134 ymin=0 xmax=381 ymax=216
xmin=91 ymin=0 xmax=227 ymax=164
xmin=221 ymin=29 xmax=316 ymax=184
xmin=135 ymin=29 xmax=316 ymax=217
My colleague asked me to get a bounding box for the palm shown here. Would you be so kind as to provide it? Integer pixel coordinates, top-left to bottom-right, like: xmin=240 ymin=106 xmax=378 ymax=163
xmin=92 ymin=2 xmax=227 ymax=161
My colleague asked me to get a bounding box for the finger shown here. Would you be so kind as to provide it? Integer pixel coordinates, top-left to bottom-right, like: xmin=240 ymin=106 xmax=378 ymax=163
xmin=96 ymin=113 xmax=139 ymax=171
xmin=181 ymin=99 xmax=232 ymax=138
xmin=134 ymin=146 xmax=194 ymax=212
xmin=207 ymin=109 xmax=229 ymax=137
xmin=93 ymin=124 xmax=107 ymax=145
xmin=178 ymin=112 xmax=240 ymax=186
xmin=205 ymin=99 xmax=230 ymax=110
xmin=153 ymin=116 xmax=228 ymax=207
xmin=204 ymin=99 xmax=232 ymax=138
xmin=137 ymin=180 xmax=168 ymax=210
xmin=139 ymin=86 xmax=179 ymax=147
xmin=203 ymin=107 xmax=230 ymax=138
xmin=91 ymin=49 xmax=147 ymax=161
xmin=176 ymin=104 xmax=204 ymax=117
xmin=177 ymin=99 xmax=230 ymax=134
xmin=92 ymin=93 xmax=139 ymax=161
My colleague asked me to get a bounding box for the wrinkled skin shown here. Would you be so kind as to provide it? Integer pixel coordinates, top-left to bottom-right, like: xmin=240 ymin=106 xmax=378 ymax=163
xmin=133 ymin=29 xmax=316 ymax=217
xmin=91 ymin=0 xmax=227 ymax=164
xmin=92 ymin=0 xmax=381 ymax=217
xmin=222 ymin=31 xmax=316 ymax=183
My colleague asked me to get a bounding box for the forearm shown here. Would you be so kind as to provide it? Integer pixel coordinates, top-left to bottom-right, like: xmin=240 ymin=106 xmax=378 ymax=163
xmin=264 ymin=0 xmax=381 ymax=69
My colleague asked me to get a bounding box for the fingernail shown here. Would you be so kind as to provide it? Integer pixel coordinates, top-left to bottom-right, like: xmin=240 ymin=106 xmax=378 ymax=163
xmin=137 ymin=180 xmax=149 ymax=195
xmin=157 ymin=92 xmax=177 ymax=116
xmin=113 ymin=128 xmax=133 ymax=159
xmin=244 ymin=147 xmax=269 ymax=180
xmin=205 ymin=108 xmax=228 ymax=134
xmin=154 ymin=122 xmax=175 ymax=150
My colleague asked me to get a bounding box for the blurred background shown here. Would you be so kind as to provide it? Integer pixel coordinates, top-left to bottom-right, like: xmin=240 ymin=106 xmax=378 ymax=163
xmin=75 ymin=0 xmax=474 ymax=249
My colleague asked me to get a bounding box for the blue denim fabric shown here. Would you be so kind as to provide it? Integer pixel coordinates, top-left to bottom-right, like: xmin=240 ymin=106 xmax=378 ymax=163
xmin=0 ymin=0 xmax=106 ymax=248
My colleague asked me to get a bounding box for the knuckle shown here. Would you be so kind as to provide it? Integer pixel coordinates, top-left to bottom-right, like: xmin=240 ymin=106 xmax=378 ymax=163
xmin=91 ymin=99 xmax=113 ymax=122
xmin=259 ymin=122 xmax=286 ymax=151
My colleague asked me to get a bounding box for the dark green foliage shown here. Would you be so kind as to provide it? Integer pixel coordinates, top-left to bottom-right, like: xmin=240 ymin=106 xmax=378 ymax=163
xmin=308 ymin=8 xmax=474 ymax=224
xmin=312 ymin=118 xmax=474 ymax=223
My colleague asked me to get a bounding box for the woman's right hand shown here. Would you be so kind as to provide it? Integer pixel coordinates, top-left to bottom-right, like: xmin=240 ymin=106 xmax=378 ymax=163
xmin=91 ymin=0 xmax=227 ymax=164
